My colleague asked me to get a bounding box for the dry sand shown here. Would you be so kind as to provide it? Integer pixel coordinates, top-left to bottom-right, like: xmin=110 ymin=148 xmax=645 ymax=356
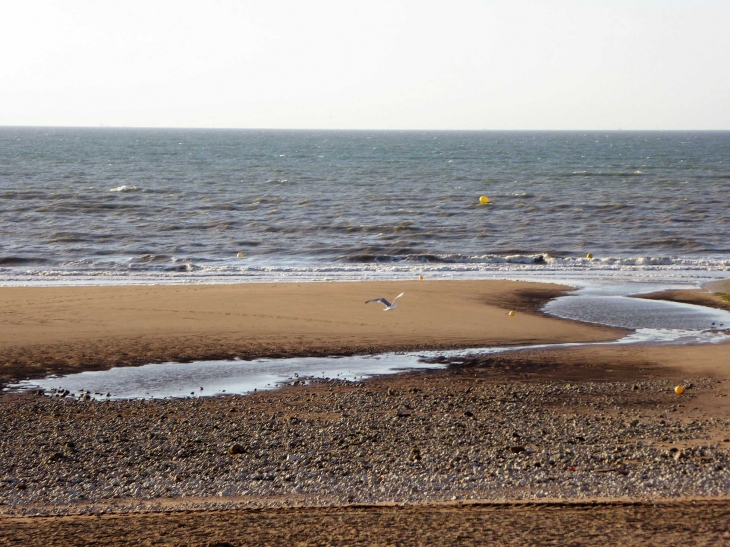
xmin=1 ymin=279 xmax=729 ymax=546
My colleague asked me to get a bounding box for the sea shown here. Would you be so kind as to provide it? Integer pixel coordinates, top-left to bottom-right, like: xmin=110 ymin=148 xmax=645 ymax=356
xmin=1 ymin=127 xmax=729 ymax=287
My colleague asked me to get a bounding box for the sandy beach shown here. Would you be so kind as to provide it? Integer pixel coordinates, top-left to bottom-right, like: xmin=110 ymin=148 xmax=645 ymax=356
xmin=0 ymin=280 xmax=624 ymax=384
xmin=1 ymin=280 xmax=729 ymax=545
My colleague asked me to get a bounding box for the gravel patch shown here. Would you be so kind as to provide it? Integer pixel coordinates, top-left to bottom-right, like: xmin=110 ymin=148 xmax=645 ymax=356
xmin=2 ymin=361 xmax=729 ymax=516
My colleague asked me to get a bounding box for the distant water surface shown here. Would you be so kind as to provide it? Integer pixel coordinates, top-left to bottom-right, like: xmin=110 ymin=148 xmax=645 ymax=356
xmin=1 ymin=128 xmax=728 ymax=284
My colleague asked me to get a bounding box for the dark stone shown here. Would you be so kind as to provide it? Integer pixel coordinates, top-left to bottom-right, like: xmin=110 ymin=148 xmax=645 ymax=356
xmin=509 ymin=446 xmax=526 ymax=454
xmin=228 ymin=444 xmax=245 ymax=455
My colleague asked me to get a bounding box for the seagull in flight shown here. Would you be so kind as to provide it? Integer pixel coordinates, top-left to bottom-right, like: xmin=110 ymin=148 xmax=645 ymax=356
xmin=365 ymin=292 xmax=404 ymax=311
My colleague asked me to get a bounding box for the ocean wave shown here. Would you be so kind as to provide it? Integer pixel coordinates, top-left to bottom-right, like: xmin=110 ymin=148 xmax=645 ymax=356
xmin=561 ymin=171 xmax=648 ymax=178
xmin=321 ymin=252 xmax=730 ymax=270
xmin=129 ymin=254 xmax=172 ymax=264
xmin=342 ymin=253 xmax=456 ymax=264
xmin=126 ymin=255 xmax=203 ymax=272
xmin=379 ymin=254 xmax=552 ymax=265
xmin=0 ymin=191 xmax=50 ymax=200
xmin=0 ymin=256 xmax=52 ymax=266
xmin=109 ymin=185 xmax=139 ymax=192
xmin=48 ymin=231 xmax=89 ymax=243
xmin=632 ymin=238 xmax=705 ymax=250
xmin=2 ymin=252 xmax=728 ymax=280
xmin=37 ymin=202 xmax=146 ymax=213
xmin=1 ymin=257 xmax=729 ymax=288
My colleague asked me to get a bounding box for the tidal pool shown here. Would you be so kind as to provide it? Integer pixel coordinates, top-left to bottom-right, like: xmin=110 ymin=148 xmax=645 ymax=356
xmin=6 ymin=326 xmax=728 ymax=401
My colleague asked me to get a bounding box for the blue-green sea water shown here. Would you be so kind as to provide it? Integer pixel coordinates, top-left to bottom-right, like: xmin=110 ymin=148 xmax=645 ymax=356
xmin=1 ymin=128 xmax=728 ymax=284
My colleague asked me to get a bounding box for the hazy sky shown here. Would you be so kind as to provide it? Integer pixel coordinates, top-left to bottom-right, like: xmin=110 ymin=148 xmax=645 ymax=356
xmin=2 ymin=0 xmax=728 ymax=130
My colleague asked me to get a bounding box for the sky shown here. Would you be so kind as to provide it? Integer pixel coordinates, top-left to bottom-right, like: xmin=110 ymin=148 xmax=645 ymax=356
xmin=1 ymin=0 xmax=729 ymax=130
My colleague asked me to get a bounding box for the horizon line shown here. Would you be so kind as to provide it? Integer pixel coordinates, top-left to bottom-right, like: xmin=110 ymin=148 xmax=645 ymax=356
xmin=2 ymin=125 xmax=730 ymax=132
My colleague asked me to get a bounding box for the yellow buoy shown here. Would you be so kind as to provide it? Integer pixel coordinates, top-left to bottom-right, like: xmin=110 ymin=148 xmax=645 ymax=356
xmin=674 ymin=385 xmax=684 ymax=395
xmin=419 ymin=275 xmax=424 ymax=280
xmin=508 ymin=311 xmax=515 ymax=317
xmin=479 ymin=195 xmax=490 ymax=204
xmin=586 ymin=253 xmax=593 ymax=259
xmin=236 ymin=252 xmax=244 ymax=258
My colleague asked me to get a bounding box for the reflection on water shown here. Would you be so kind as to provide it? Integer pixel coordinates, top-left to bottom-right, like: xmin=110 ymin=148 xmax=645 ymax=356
xmin=546 ymin=294 xmax=730 ymax=330
xmin=8 ymin=354 xmax=447 ymax=401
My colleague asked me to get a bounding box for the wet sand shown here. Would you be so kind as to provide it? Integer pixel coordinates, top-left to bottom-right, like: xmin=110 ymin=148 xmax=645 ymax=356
xmin=635 ymin=279 xmax=730 ymax=313
xmin=1 ymin=280 xmax=729 ymax=545
xmin=4 ymin=501 xmax=729 ymax=546
xmin=0 ymin=280 xmax=624 ymax=384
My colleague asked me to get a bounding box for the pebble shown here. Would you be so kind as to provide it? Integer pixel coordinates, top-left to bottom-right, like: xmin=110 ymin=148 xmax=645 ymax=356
xmin=0 ymin=375 xmax=728 ymax=516
xmin=228 ymin=444 xmax=245 ymax=455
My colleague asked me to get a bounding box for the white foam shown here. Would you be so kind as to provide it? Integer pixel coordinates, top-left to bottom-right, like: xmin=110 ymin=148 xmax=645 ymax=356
xmin=108 ymin=185 xmax=139 ymax=192
xmin=1 ymin=254 xmax=729 ymax=286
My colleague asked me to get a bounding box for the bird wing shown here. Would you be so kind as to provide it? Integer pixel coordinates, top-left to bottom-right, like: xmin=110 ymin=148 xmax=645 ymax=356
xmin=392 ymin=292 xmax=405 ymax=302
xmin=365 ymin=297 xmax=391 ymax=308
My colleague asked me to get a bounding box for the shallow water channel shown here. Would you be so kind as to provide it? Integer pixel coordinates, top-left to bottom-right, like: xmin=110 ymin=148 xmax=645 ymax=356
xmin=7 ymin=278 xmax=730 ymax=400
